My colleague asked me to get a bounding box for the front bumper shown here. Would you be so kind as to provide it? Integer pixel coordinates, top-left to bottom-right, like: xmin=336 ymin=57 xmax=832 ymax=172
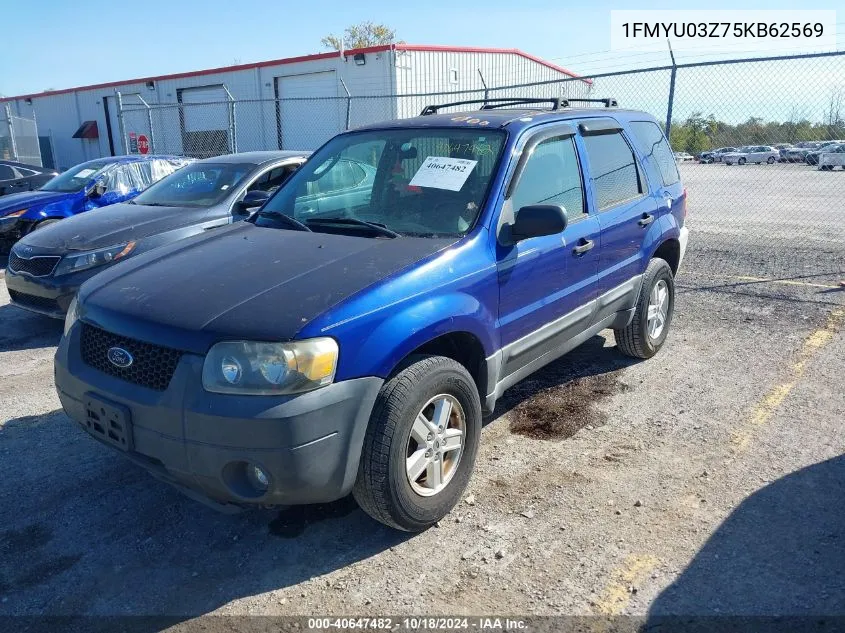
xmin=5 ymin=267 xmax=78 ymax=319
xmin=55 ymin=323 xmax=384 ymax=509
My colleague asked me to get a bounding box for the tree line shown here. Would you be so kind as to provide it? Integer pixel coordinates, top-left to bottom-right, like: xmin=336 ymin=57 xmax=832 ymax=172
xmin=669 ymin=111 xmax=845 ymax=155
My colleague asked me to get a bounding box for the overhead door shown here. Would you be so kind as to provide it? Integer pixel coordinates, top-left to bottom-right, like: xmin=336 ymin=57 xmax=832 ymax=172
xmin=276 ymin=71 xmax=344 ymax=151
xmin=178 ymin=85 xmax=230 ymax=158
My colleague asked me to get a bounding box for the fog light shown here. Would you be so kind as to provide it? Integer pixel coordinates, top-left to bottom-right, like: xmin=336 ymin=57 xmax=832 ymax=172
xmin=246 ymin=464 xmax=269 ymax=491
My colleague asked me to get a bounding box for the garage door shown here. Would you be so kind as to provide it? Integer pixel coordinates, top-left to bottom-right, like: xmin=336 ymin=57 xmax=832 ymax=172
xmin=178 ymin=85 xmax=231 ymax=158
xmin=276 ymin=71 xmax=344 ymax=151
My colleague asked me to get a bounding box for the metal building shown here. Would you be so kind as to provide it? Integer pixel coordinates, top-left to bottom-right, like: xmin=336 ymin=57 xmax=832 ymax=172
xmin=0 ymin=44 xmax=591 ymax=170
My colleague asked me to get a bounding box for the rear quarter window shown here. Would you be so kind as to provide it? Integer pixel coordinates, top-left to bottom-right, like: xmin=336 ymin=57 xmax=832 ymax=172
xmin=629 ymin=120 xmax=679 ymax=187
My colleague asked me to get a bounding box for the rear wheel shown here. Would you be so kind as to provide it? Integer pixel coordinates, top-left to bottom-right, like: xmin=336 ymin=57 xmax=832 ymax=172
xmin=767 ymin=157 xmax=776 ymax=164
xmin=614 ymin=258 xmax=675 ymax=360
xmin=353 ymin=355 xmax=482 ymax=531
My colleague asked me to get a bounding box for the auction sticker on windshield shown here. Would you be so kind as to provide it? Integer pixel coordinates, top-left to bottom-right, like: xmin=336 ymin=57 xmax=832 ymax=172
xmin=409 ymin=157 xmax=478 ymax=191
xmin=74 ymin=169 xmax=97 ymax=179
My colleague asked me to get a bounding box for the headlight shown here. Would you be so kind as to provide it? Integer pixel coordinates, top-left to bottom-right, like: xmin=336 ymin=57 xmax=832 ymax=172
xmin=202 ymin=338 xmax=338 ymax=395
xmin=54 ymin=241 xmax=136 ymax=276
xmin=63 ymin=295 xmax=79 ymax=336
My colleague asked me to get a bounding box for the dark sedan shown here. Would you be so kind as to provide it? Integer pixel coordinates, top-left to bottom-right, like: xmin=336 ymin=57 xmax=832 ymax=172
xmin=0 ymin=160 xmax=58 ymax=197
xmin=5 ymin=151 xmax=308 ymax=318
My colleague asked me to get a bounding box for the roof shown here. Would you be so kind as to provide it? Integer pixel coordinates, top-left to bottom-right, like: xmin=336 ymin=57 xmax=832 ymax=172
xmin=355 ymin=107 xmax=651 ymax=133
xmin=0 ymin=44 xmax=588 ymax=103
xmin=79 ymin=154 xmax=188 ymax=166
xmin=198 ymin=150 xmax=310 ymax=165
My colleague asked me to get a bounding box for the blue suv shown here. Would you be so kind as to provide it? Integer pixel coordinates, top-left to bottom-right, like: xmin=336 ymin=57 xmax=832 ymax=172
xmin=55 ymin=98 xmax=688 ymax=531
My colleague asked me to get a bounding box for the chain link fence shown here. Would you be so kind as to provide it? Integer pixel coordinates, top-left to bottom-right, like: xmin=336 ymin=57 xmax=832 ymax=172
xmin=1 ymin=104 xmax=42 ymax=166
xmin=116 ymin=51 xmax=845 ymax=283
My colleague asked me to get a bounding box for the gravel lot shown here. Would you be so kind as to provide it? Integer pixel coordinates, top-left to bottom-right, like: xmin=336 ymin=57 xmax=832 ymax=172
xmin=1 ymin=164 xmax=844 ymax=627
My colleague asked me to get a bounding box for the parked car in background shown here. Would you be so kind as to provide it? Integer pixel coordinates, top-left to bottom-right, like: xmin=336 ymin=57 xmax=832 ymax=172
xmin=0 ymin=155 xmax=192 ymax=248
xmin=674 ymin=151 xmax=694 ymax=162
xmin=722 ymin=146 xmax=779 ymax=165
xmin=55 ymin=98 xmax=688 ymax=531
xmin=817 ymin=144 xmax=845 ymax=170
xmin=0 ymin=160 xmax=58 ymax=197
xmin=5 ymin=151 xmax=308 ymax=318
xmin=782 ymin=142 xmax=824 ymax=163
xmin=805 ymin=142 xmax=845 ymax=165
xmin=699 ymin=147 xmax=737 ymax=163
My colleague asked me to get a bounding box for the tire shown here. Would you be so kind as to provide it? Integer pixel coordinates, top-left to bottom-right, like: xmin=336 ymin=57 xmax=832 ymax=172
xmin=738 ymin=157 xmax=746 ymax=165
xmin=614 ymin=258 xmax=675 ymax=360
xmin=353 ymin=355 xmax=482 ymax=531
xmin=767 ymin=157 xmax=776 ymax=164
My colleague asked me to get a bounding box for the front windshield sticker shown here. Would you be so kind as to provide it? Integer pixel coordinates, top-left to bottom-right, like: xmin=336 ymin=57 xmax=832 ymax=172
xmin=74 ymin=168 xmax=97 ymax=179
xmin=409 ymin=157 xmax=478 ymax=192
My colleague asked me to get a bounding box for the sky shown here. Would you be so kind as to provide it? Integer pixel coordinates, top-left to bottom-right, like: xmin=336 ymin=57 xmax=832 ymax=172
xmin=2 ymin=0 xmax=842 ymax=97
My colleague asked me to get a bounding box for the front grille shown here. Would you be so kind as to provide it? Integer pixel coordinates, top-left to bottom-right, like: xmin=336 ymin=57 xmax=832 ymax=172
xmin=8 ymin=290 xmax=61 ymax=314
xmin=9 ymin=252 xmax=60 ymax=277
xmin=80 ymin=324 xmax=183 ymax=392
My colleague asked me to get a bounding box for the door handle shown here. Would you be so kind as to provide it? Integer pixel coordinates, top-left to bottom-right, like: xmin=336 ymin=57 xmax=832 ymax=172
xmin=572 ymin=238 xmax=595 ymax=256
xmin=638 ymin=213 xmax=655 ymax=227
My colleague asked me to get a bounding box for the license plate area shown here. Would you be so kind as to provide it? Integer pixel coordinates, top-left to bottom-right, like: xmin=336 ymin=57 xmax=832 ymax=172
xmin=83 ymin=393 xmax=133 ymax=452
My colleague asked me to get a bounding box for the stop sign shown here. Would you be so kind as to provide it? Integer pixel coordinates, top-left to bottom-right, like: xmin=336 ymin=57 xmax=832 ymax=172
xmin=137 ymin=134 xmax=150 ymax=154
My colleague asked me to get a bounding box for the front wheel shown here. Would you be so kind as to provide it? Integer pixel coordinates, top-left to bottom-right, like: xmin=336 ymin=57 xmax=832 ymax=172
xmin=614 ymin=258 xmax=675 ymax=359
xmin=767 ymin=157 xmax=776 ymax=164
xmin=353 ymin=355 xmax=482 ymax=531
xmin=738 ymin=157 xmax=747 ymax=165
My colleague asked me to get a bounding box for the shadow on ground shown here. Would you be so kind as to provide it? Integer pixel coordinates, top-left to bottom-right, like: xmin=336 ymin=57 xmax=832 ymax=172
xmin=0 ymin=409 xmax=413 ymax=625
xmin=645 ymin=455 xmax=845 ymax=630
xmin=0 ymin=303 xmax=63 ymax=352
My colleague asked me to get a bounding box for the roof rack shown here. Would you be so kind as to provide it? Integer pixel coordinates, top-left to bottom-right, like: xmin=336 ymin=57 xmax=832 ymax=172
xmin=419 ymin=96 xmax=618 ymax=116
xmin=565 ymin=97 xmax=618 ymax=108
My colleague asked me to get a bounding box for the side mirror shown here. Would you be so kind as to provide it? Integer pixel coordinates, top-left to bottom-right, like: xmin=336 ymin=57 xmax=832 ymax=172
xmin=237 ymin=190 xmax=270 ymax=213
xmin=508 ymin=204 xmax=568 ymax=242
xmin=88 ymin=180 xmax=107 ymax=198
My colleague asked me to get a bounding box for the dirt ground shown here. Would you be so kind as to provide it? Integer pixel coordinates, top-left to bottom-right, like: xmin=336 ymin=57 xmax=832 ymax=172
xmin=1 ymin=163 xmax=844 ymax=628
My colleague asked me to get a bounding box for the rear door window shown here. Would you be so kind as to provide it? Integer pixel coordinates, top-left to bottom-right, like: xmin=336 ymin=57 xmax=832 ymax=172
xmin=629 ymin=121 xmax=679 ymax=186
xmin=582 ymin=131 xmax=645 ymax=211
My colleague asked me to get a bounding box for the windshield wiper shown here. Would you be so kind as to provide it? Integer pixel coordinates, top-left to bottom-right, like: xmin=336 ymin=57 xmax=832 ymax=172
xmin=305 ymin=217 xmax=399 ymax=238
xmin=257 ymin=210 xmax=312 ymax=232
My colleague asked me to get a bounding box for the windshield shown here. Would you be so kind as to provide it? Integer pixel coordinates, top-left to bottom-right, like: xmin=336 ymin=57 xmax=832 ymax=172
xmin=256 ymin=128 xmax=506 ymax=237
xmin=132 ymin=162 xmax=254 ymax=208
xmin=39 ymin=160 xmax=113 ymax=193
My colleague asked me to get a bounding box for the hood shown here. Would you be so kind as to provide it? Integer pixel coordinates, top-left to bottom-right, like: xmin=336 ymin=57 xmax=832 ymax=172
xmin=19 ymin=203 xmax=209 ymax=252
xmin=79 ymin=222 xmax=456 ymax=353
xmin=0 ymin=190 xmax=75 ymax=216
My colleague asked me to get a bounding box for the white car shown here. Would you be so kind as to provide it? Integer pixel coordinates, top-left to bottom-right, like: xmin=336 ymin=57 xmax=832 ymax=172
xmin=723 ymin=146 xmax=780 ymax=165
xmin=674 ymin=152 xmax=694 ymax=162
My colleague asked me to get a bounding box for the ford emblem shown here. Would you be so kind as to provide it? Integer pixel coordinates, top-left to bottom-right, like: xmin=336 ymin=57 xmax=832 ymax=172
xmin=107 ymin=347 xmax=134 ymax=368
xmin=21 ymin=245 xmax=33 ymax=256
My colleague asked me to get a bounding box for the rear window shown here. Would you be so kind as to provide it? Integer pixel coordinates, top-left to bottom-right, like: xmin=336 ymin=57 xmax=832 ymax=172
xmin=629 ymin=121 xmax=679 ymax=187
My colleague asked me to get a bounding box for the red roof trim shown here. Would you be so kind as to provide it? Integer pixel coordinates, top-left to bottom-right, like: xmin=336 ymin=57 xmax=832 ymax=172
xmin=393 ymin=44 xmax=592 ymax=85
xmin=0 ymin=43 xmax=588 ymax=102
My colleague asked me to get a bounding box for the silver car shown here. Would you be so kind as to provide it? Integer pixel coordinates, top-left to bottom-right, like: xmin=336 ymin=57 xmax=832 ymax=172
xmin=723 ymin=146 xmax=779 ymax=165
